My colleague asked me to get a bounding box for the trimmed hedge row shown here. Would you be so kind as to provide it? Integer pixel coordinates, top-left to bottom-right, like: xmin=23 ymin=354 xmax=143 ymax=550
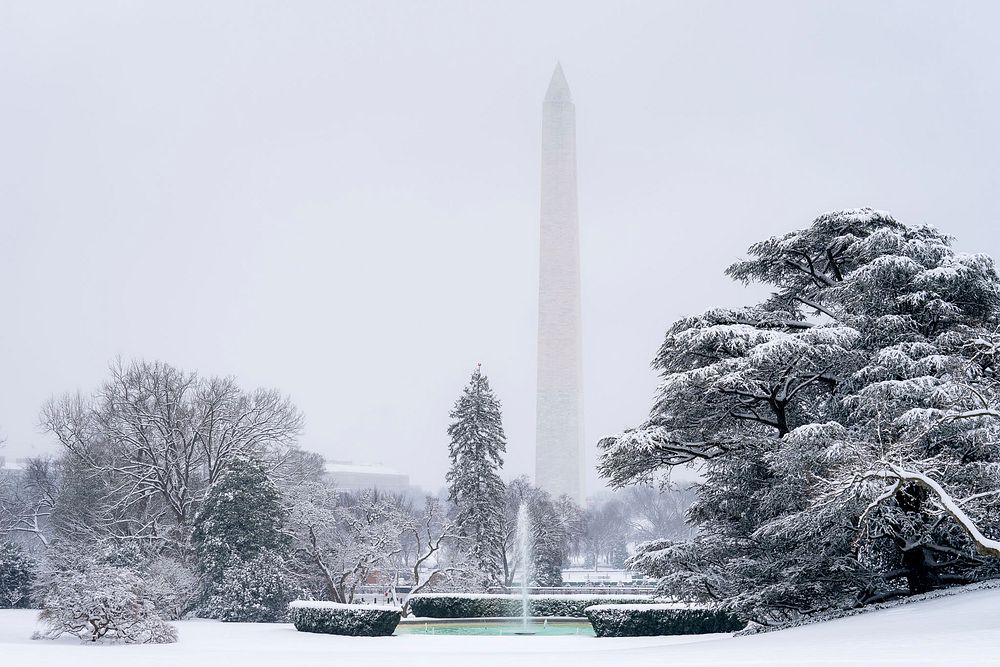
xmin=289 ymin=601 xmax=401 ymax=636
xmin=585 ymin=604 xmax=744 ymax=637
xmin=407 ymin=594 xmax=655 ymax=619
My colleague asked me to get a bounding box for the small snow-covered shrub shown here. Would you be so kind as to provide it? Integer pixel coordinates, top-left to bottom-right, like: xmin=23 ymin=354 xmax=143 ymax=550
xmin=34 ymin=562 xmax=177 ymax=643
xmin=585 ymin=603 xmax=744 ymax=637
xmin=407 ymin=593 xmax=655 ymax=618
xmin=0 ymin=542 xmax=35 ymax=608
xmin=289 ymin=601 xmax=401 ymax=636
xmin=206 ymin=551 xmax=297 ymax=622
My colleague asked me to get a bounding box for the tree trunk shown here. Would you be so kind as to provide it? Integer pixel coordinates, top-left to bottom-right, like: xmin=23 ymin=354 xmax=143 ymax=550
xmin=901 ymin=545 xmax=934 ymax=594
xmin=894 ymin=484 xmax=935 ymax=594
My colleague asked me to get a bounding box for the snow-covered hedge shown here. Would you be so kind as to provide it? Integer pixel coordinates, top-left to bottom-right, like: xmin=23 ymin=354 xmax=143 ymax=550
xmin=407 ymin=593 xmax=654 ymax=619
xmin=288 ymin=601 xmax=401 ymax=636
xmin=585 ymin=603 xmax=744 ymax=637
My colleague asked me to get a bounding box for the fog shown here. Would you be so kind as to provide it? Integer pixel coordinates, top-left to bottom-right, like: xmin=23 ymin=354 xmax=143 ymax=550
xmin=1 ymin=1 xmax=999 ymax=491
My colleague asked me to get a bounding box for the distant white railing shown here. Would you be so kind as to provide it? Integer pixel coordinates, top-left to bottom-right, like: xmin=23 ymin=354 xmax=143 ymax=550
xmin=355 ymin=584 xmax=658 ymax=597
xmin=487 ymin=586 xmax=658 ymax=596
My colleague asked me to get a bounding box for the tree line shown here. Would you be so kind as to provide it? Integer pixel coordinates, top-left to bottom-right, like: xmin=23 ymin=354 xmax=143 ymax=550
xmin=0 ymin=358 xmax=692 ymax=640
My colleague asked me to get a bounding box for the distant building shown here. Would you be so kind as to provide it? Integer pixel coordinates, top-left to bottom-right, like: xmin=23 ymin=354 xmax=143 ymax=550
xmin=0 ymin=457 xmax=26 ymax=476
xmin=323 ymin=461 xmax=409 ymax=493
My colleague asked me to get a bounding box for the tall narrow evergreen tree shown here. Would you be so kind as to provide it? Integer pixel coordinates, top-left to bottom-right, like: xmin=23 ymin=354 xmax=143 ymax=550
xmin=446 ymin=365 xmax=507 ymax=585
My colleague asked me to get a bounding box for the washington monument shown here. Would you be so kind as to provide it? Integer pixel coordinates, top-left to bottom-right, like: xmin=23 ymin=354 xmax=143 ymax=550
xmin=535 ymin=63 xmax=584 ymax=502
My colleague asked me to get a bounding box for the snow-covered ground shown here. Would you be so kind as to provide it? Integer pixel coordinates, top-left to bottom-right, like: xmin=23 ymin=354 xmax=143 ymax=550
xmin=4 ymin=586 xmax=1000 ymax=666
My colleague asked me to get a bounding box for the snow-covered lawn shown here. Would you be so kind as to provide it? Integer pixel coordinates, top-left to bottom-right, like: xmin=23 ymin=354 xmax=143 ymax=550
xmin=4 ymin=586 xmax=1000 ymax=666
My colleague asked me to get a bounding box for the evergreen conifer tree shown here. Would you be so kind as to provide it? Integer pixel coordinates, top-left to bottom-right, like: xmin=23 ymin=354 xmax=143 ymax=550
xmin=191 ymin=454 xmax=293 ymax=620
xmin=446 ymin=365 xmax=507 ymax=585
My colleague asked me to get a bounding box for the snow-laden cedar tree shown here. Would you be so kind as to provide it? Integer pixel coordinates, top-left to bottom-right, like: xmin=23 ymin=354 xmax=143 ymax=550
xmin=192 ymin=453 xmax=290 ymax=615
xmin=446 ymin=365 xmax=508 ymax=586
xmin=601 ymin=209 xmax=1000 ymax=623
xmin=0 ymin=541 xmax=35 ymax=608
xmin=34 ymin=549 xmax=177 ymax=643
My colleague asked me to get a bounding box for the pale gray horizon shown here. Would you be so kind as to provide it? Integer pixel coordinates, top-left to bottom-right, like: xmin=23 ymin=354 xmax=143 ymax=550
xmin=2 ymin=1 xmax=999 ymax=492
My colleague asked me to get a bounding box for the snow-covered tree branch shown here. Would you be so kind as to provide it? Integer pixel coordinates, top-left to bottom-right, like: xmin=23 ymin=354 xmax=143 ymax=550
xmin=856 ymin=465 xmax=1000 ymax=559
xmin=395 ymin=496 xmax=468 ymax=615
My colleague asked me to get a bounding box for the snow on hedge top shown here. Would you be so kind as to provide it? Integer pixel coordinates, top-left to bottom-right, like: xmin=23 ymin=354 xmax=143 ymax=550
xmin=289 ymin=600 xmax=400 ymax=612
xmin=409 ymin=593 xmax=654 ymax=601
xmin=585 ymin=603 xmax=694 ymax=612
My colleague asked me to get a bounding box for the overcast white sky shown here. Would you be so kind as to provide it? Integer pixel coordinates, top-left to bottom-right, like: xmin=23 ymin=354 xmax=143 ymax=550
xmin=1 ymin=1 xmax=999 ymax=492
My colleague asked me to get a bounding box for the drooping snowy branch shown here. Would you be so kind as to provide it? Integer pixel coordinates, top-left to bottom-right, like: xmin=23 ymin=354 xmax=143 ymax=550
xmin=858 ymin=465 xmax=1000 ymax=559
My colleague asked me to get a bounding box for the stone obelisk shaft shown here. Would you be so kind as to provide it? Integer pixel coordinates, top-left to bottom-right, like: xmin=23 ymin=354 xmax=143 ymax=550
xmin=535 ymin=63 xmax=584 ymax=503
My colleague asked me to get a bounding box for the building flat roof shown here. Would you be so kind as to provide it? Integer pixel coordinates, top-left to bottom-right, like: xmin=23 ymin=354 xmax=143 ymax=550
xmin=324 ymin=462 xmax=406 ymax=477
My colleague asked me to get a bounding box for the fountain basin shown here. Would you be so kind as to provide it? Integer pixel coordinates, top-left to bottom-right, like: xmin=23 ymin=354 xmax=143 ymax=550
xmin=395 ymin=617 xmax=594 ymax=636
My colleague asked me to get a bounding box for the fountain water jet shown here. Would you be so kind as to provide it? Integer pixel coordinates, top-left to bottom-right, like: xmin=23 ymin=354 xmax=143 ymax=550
xmin=399 ymin=504 xmax=590 ymax=636
xmin=514 ymin=503 xmax=534 ymax=635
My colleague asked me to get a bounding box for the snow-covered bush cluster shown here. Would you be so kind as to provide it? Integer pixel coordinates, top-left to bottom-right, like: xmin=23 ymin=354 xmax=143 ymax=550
xmin=0 ymin=542 xmax=35 ymax=608
xmin=144 ymin=556 xmax=200 ymax=621
xmin=407 ymin=593 xmax=655 ymax=618
xmin=288 ymin=600 xmax=401 ymax=636
xmin=33 ymin=553 xmax=178 ymax=643
xmin=205 ymin=551 xmax=298 ymax=623
xmin=584 ymin=604 xmax=744 ymax=637
xmin=601 ymin=209 xmax=1000 ymax=624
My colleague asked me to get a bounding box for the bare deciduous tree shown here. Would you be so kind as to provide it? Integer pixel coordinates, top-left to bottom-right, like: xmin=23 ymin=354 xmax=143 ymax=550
xmin=40 ymin=359 xmax=303 ymax=545
xmin=0 ymin=457 xmax=57 ymax=546
xmin=289 ymin=486 xmax=405 ymax=604
xmin=394 ymin=496 xmax=467 ymax=615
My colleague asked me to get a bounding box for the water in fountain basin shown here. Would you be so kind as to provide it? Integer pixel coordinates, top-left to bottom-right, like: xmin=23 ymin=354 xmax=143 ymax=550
xmin=394 ymin=621 xmax=594 ymax=636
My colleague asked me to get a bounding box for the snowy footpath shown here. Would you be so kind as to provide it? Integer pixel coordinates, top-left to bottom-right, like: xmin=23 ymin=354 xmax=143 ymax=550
xmin=3 ymin=587 xmax=1000 ymax=666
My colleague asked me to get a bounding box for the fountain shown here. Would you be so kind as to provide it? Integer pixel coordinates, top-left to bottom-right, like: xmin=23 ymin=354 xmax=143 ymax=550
xmin=394 ymin=501 xmax=594 ymax=637
xmin=514 ymin=503 xmax=534 ymax=635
